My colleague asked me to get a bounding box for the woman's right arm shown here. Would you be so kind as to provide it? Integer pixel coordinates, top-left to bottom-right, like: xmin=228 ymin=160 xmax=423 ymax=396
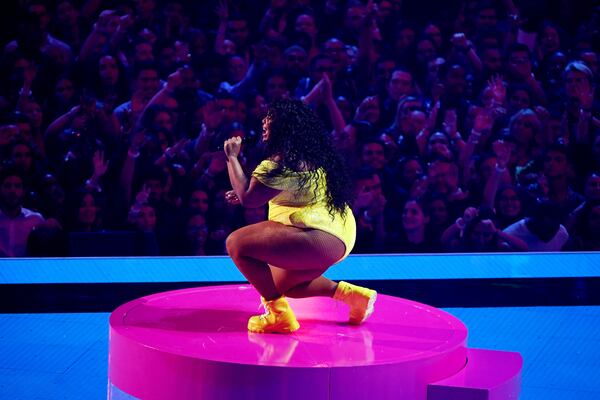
xmin=225 ymin=137 xmax=281 ymax=207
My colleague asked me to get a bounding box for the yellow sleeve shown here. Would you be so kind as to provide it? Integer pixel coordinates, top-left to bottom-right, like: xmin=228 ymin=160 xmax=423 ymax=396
xmin=252 ymin=160 xmax=290 ymax=190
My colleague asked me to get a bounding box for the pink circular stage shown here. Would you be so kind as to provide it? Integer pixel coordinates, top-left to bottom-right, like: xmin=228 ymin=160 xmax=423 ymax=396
xmin=108 ymin=284 xmax=472 ymax=399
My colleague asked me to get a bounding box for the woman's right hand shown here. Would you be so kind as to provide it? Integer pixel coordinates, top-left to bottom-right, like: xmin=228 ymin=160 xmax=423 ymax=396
xmin=224 ymin=136 xmax=242 ymax=158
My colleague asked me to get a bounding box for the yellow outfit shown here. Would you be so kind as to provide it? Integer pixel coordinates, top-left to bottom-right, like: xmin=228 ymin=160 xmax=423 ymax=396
xmin=252 ymin=159 xmax=356 ymax=261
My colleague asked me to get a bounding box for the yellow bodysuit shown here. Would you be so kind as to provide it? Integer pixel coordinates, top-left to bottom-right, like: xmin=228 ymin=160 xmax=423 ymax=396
xmin=252 ymin=159 xmax=356 ymax=261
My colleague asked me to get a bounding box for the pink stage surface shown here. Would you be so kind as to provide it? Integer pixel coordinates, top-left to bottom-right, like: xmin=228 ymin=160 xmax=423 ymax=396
xmin=108 ymin=285 xmax=521 ymax=400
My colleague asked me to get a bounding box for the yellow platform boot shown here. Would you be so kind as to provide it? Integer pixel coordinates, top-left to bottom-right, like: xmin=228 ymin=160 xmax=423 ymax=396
xmin=333 ymin=281 xmax=377 ymax=324
xmin=248 ymin=296 xmax=300 ymax=334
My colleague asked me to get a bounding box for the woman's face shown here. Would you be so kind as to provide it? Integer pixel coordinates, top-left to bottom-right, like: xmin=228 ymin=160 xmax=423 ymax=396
xmin=497 ymin=187 xmax=521 ymax=218
xmin=78 ymin=193 xmax=97 ymax=226
xmin=262 ymin=115 xmax=273 ymax=142
xmin=402 ymin=200 xmax=428 ymax=231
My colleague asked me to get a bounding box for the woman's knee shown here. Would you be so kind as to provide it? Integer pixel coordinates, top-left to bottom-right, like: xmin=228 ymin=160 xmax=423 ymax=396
xmin=225 ymin=230 xmax=241 ymax=258
xmin=226 ymin=228 xmax=257 ymax=259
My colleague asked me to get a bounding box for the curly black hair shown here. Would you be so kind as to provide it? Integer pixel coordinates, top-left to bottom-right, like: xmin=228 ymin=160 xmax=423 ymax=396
xmin=258 ymin=98 xmax=354 ymax=217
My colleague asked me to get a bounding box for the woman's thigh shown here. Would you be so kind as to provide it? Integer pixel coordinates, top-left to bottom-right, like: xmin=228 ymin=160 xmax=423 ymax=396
xmin=226 ymin=221 xmax=345 ymax=271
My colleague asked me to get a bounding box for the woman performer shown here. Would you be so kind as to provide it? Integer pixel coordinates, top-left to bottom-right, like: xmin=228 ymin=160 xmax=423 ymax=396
xmin=224 ymin=98 xmax=377 ymax=333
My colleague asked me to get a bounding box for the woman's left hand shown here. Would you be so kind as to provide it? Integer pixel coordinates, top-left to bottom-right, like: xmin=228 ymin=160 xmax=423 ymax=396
xmin=225 ymin=190 xmax=240 ymax=205
xmin=224 ymin=136 xmax=242 ymax=158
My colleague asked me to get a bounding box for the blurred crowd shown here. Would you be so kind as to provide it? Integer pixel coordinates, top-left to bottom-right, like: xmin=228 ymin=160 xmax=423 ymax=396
xmin=0 ymin=0 xmax=599 ymax=257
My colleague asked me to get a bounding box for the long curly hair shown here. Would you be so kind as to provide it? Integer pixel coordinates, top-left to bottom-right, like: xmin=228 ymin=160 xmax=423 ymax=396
xmin=258 ymin=98 xmax=354 ymax=216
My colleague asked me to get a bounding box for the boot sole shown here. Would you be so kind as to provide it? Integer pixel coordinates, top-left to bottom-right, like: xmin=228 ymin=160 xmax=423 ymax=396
xmin=248 ymin=323 xmax=300 ymax=334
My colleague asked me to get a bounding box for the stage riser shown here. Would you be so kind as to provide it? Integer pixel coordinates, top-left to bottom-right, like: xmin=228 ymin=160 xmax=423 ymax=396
xmin=108 ymin=285 xmax=483 ymax=400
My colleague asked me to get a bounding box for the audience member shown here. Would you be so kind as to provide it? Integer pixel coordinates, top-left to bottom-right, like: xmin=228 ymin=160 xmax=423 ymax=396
xmin=0 ymin=168 xmax=45 ymax=256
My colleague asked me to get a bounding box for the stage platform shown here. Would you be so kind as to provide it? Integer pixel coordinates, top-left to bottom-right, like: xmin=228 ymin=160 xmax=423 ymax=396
xmin=108 ymin=285 xmax=522 ymax=400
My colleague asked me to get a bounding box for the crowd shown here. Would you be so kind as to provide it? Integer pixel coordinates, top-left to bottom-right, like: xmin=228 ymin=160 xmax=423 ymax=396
xmin=0 ymin=0 xmax=599 ymax=257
